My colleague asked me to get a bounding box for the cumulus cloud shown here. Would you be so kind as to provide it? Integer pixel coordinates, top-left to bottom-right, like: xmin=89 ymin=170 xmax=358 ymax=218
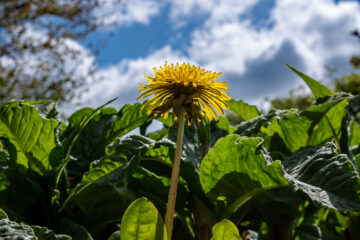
xmin=79 ymin=0 xmax=360 ymax=110
xmin=166 ymin=0 xmax=258 ymax=27
xmin=77 ymin=45 xmax=189 ymax=109
xmin=0 ymin=24 xmax=95 ymax=100
xmin=187 ymin=0 xmax=360 ymax=100
xmin=95 ymin=0 xmax=162 ymax=27
xmin=190 ymin=0 xmax=359 ymax=70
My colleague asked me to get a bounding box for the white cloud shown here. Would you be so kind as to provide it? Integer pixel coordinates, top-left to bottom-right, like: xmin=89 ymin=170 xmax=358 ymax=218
xmin=167 ymin=0 xmax=258 ymax=27
xmin=77 ymin=45 xmax=189 ymax=109
xmin=0 ymin=24 xmax=95 ymax=94
xmin=78 ymin=0 xmax=360 ymax=110
xmin=269 ymin=0 xmax=360 ymax=77
xmin=95 ymin=0 xmax=162 ymax=28
xmin=190 ymin=0 xmax=358 ymax=68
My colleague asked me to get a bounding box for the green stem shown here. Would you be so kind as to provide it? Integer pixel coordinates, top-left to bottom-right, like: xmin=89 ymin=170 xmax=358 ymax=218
xmin=165 ymin=109 xmax=185 ymax=240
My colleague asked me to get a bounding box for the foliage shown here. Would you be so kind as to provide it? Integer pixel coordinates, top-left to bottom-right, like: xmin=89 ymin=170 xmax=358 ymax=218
xmin=0 ymin=66 xmax=360 ymax=240
xmin=270 ymin=90 xmax=314 ymax=111
xmin=0 ymin=0 xmax=121 ymax=102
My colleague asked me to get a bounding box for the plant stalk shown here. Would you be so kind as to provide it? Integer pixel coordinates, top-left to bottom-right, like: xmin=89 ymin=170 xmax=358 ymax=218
xmin=165 ymin=108 xmax=186 ymax=240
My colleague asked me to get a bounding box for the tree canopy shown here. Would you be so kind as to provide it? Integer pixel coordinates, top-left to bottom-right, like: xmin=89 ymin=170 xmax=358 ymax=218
xmin=0 ymin=0 xmax=120 ymax=102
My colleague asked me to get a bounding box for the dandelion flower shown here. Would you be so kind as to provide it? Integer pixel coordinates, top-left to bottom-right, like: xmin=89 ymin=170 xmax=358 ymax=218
xmin=137 ymin=62 xmax=231 ymax=125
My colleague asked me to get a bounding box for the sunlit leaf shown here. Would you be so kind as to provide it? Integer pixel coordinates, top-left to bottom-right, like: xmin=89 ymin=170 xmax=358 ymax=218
xmin=0 ymin=102 xmax=61 ymax=176
xmin=226 ymin=99 xmax=260 ymax=121
xmin=200 ymin=135 xmax=288 ymax=217
xmin=350 ymin=119 xmax=360 ymax=147
xmin=211 ymin=219 xmax=242 ymax=240
xmin=286 ymin=65 xmax=334 ymax=100
xmin=120 ymin=197 xmax=166 ymax=240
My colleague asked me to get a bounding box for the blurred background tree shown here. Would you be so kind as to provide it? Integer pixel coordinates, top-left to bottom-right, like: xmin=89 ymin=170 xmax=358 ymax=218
xmin=0 ymin=0 xmax=120 ymax=103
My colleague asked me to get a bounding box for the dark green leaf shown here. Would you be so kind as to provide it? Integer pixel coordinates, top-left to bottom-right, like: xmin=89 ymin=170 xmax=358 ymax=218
xmin=234 ymin=111 xmax=279 ymax=136
xmin=283 ymin=142 xmax=360 ymax=211
xmin=0 ymin=213 xmax=71 ymax=240
xmin=0 ymin=169 xmax=50 ymax=224
xmin=0 ymin=209 xmax=7 ymax=219
xmin=108 ymin=103 xmax=152 ymax=140
xmin=61 ymin=98 xmax=117 ymax=160
xmin=108 ymin=231 xmax=120 ymax=240
xmin=60 ymin=218 xmax=93 ymax=240
xmin=295 ymin=224 xmax=322 ymax=240
xmin=63 ymin=102 xmax=151 ymax=186
xmin=32 ymin=225 xmax=71 ymax=240
xmin=0 ymin=217 xmax=35 ymax=239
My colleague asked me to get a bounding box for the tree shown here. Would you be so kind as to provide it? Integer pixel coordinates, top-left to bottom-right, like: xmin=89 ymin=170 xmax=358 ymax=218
xmin=269 ymin=86 xmax=314 ymax=111
xmin=0 ymin=0 xmax=120 ymax=102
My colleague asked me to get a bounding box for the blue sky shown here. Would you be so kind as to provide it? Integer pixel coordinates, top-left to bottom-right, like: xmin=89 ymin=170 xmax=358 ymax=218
xmin=72 ymin=0 xmax=360 ymax=111
xmin=83 ymin=0 xmax=277 ymax=67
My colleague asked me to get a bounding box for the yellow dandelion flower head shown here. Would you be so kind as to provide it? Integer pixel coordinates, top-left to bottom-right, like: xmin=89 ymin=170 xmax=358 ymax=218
xmin=137 ymin=62 xmax=231 ymax=126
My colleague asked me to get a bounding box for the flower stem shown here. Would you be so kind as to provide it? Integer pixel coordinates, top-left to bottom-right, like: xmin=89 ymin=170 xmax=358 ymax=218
xmin=165 ymin=108 xmax=186 ymax=240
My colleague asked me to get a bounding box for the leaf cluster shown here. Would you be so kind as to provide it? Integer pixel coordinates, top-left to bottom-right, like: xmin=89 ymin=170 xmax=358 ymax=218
xmin=0 ymin=67 xmax=360 ymax=239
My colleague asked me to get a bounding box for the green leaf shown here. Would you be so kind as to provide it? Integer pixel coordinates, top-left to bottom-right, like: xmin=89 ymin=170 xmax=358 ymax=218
xmin=0 ymin=168 xmax=50 ymax=223
xmin=216 ymin=116 xmax=236 ymax=134
xmin=286 ymin=65 xmax=334 ymax=100
xmin=295 ymin=224 xmax=322 ymax=240
xmin=147 ymin=127 xmax=170 ymax=141
xmin=62 ymin=102 xmax=151 ymax=186
xmin=120 ymin=197 xmax=166 ymax=240
xmin=264 ymin=99 xmax=348 ymax=153
xmin=307 ymin=101 xmax=348 ymax=147
xmin=200 ymin=135 xmax=288 ymax=217
xmin=108 ymin=135 xmax=196 ymax=238
xmin=264 ymin=111 xmax=311 ymax=152
xmin=234 ymin=110 xmax=279 ymax=136
xmin=61 ymin=98 xmax=117 ymax=160
xmin=0 ymin=217 xmax=35 ymax=239
xmin=226 ymin=99 xmax=260 ymax=121
xmin=108 ymin=103 xmax=152 ymax=140
xmin=0 ymin=213 xmax=71 ymax=240
xmin=211 ymin=219 xmax=242 ymax=240
xmin=108 ymin=231 xmax=120 ymax=240
xmin=0 ymin=209 xmax=7 ymax=219
xmin=350 ymin=119 xmax=360 ymax=147
xmin=60 ymin=218 xmax=93 ymax=240
xmin=169 ymin=124 xmax=201 ymax=166
xmin=64 ymin=106 xmax=118 ymax=182
xmin=61 ymin=136 xmax=149 ymax=238
xmin=283 ymin=142 xmax=360 ymax=211
xmin=61 ymin=153 xmax=140 ymax=212
xmin=129 ymin=166 xmax=195 ymax=237
xmin=31 ymin=226 xmax=71 ymax=240
xmin=169 ymin=122 xmax=228 ymax=167
xmin=0 ymin=102 xmax=61 ymax=176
